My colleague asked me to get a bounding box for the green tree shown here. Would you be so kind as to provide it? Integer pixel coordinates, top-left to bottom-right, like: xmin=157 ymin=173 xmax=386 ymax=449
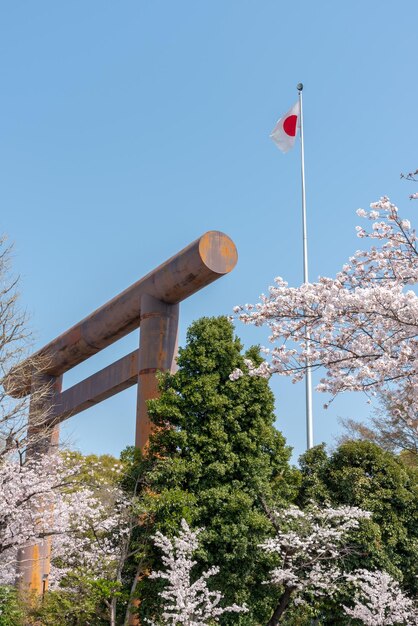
xmin=0 ymin=586 xmax=25 ymax=626
xmin=128 ymin=316 xmax=298 ymax=625
xmin=298 ymin=441 xmax=418 ymax=598
xmin=28 ymin=579 xmax=111 ymax=626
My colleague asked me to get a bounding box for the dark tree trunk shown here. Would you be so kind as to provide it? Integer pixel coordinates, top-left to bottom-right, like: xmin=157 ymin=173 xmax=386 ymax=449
xmin=266 ymin=587 xmax=294 ymax=626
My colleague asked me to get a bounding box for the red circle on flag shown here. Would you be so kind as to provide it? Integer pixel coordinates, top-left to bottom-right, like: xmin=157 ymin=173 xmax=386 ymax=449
xmin=283 ymin=114 xmax=297 ymax=137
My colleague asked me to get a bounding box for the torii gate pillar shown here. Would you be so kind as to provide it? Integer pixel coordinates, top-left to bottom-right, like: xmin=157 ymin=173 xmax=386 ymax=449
xmin=136 ymin=295 xmax=179 ymax=448
xmin=15 ymin=373 xmax=62 ymax=593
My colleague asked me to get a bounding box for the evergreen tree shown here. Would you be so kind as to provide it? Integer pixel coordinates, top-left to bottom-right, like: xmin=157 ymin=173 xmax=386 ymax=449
xmin=298 ymin=441 xmax=418 ymax=598
xmin=130 ymin=316 xmax=298 ymax=625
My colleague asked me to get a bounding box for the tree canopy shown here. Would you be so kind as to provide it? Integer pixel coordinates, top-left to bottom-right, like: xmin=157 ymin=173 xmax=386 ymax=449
xmin=129 ymin=316 xmax=298 ymax=625
xmin=298 ymin=441 xmax=418 ymax=598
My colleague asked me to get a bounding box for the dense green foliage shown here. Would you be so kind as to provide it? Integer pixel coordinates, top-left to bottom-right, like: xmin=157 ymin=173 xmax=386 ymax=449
xmin=298 ymin=441 xmax=418 ymax=596
xmin=128 ymin=316 xmax=298 ymax=625
xmin=62 ymin=452 xmax=124 ymax=487
xmin=0 ymin=587 xmax=24 ymax=626
xmin=28 ymin=578 xmax=112 ymax=626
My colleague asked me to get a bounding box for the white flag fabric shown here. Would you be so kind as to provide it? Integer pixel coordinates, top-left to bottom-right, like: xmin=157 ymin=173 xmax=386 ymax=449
xmin=270 ymin=100 xmax=300 ymax=153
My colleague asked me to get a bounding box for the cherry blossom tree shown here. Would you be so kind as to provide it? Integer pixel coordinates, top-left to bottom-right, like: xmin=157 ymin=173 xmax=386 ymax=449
xmin=233 ymin=197 xmax=418 ymax=425
xmin=343 ymin=569 xmax=417 ymax=625
xmin=0 ymin=449 xmax=137 ymax=626
xmin=148 ymin=519 xmax=247 ymax=626
xmin=259 ymin=504 xmax=371 ymax=626
xmin=0 ymin=236 xmax=138 ymax=624
xmin=0 ymin=452 xmax=130 ymax=587
xmin=49 ymin=470 xmax=134 ymax=626
xmin=400 ymin=167 xmax=418 ymax=198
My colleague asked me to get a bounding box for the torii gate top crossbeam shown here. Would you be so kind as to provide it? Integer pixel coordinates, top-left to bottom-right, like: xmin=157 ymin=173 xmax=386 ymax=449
xmin=8 ymin=231 xmax=237 ymax=397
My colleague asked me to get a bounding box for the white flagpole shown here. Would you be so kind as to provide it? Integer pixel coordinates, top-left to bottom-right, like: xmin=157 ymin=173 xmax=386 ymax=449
xmin=297 ymin=82 xmax=314 ymax=450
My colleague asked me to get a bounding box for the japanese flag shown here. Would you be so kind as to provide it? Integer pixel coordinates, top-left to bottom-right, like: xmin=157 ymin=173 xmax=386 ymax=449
xmin=270 ymin=100 xmax=300 ymax=153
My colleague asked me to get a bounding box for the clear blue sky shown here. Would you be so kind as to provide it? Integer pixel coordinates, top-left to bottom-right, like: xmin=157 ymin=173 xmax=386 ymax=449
xmin=1 ymin=1 xmax=417 ymax=462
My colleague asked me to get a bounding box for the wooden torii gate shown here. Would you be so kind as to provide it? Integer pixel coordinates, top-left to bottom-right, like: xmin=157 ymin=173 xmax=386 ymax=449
xmin=7 ymin=230 xmax=237 ymax=595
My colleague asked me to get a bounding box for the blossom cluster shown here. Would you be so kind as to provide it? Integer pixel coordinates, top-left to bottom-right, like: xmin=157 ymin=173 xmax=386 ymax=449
xmin=149 ymin=519 xmax=247 ymax=626
xmin=150 ymin=513 xmax=417 ymax=626
xmin=343 ymin=569 xmax=418 ymax=625
xmin=260 ymin=505 xmax=417 ymax=625
xmin=233 ymin=198 xmax=418 ymax=420
xmin=260 ymin=505 xmax=370 ymax=601
xmin=0 ymin=451 xmax=131 ymax=587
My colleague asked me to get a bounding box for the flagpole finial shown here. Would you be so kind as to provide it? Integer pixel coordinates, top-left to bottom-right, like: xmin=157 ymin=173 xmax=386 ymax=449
xmin=297 ymin=83 xmax=303 ymax=91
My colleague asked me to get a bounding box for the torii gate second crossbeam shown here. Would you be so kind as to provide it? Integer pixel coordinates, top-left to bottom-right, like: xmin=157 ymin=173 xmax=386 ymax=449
xmin=6 ymin=230 xmax=237 ymax=595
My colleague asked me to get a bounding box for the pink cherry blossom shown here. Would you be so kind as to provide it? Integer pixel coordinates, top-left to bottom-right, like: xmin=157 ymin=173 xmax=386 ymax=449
xmin=0 ymin=451 xmax=131 ymax=590
xmin=234 ymin=198 xmax=418 ymax=425
xmin=343 ymin=569 xmax=417 ymax=625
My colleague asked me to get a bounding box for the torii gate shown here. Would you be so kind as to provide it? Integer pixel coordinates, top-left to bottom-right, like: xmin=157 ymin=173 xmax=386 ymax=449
xmin=7 ymin=230 xmax=237 ymax=595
